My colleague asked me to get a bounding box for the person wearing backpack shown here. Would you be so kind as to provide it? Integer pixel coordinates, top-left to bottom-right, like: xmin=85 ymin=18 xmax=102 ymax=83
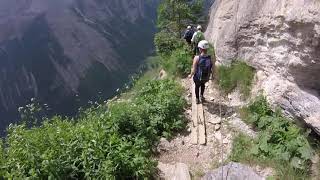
xmin=183 ymin=25 xmax=194 ymax=45
xmin=191 ymin=25 xmax=205 ymax=56
xmin=188 ymin=40 xmax=213 ymax=104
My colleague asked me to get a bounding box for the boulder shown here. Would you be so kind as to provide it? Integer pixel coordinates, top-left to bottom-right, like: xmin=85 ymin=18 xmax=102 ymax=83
xmin=202 ymin=162 xmax=264 ymax=180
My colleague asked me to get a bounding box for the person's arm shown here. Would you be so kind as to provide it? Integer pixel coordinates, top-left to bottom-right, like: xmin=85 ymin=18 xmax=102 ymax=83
xmin=189 ymin=56 xmax=199 ymax=78
xmin=211 ymin=48 xmax=217 ymax=79
xmin=183 ymin=30 xmax=187 ymax=39
xmin=191 ymin=32 xmax=197 ymax=43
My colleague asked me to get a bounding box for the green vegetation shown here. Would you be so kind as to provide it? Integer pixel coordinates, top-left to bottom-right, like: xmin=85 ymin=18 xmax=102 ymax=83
xmin=0 ymin=79 xmax=186 ymax=179
xmin=154 ymin=31 xmax=185 ymax=57
xmin=161 ymin=45 xmax=193 ymax=77
xmin=155 ymin=0 xmax=206 ymax=78
xmin=154 ymin=23 xmax=191 ymax=78
xmin=160 ymin=44 xmax=216 ymax=78
xmin=0 ymin=1 xmax=208 ymax=178
xmin=193 ymin=168 xmax=205 ymax=178
xmin=122 ymin=56 xmax=162 ymax=99
xmin=157 ymin=0 xmax=203 ymax=38
xmin=230 ymin=96 xmax=313 ymax=179
xmin=217 ymin=61 xmax=255 ymax=97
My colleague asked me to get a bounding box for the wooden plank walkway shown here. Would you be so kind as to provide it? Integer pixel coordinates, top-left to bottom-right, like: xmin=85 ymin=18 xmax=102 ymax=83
xmin=190 ymin=81 xmax=206 ymax=145
xmin=198 ymin=104 xmax=206 ymax=145
xmin=191 ymin=83 xmax=198 ymax=144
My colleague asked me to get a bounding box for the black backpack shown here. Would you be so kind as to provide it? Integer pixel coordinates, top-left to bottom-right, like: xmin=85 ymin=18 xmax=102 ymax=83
xmin=195 ymin=55 xmax=212 ymax=83
xmin=184 ymin=30 xmax=194 ymax=41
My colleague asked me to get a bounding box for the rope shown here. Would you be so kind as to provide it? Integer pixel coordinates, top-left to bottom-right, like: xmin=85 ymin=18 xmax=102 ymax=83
xmin=211 ymin=46 xmax=225 ymax=179
xmin=218 ymin=84 xmax=224 ymax=180
xmin=211 ymin=77 xmax=224 ymax=179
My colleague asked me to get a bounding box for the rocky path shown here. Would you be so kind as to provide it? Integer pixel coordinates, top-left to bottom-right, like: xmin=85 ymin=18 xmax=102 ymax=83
xmin=156 ymin=79 xmax=273 ymax=179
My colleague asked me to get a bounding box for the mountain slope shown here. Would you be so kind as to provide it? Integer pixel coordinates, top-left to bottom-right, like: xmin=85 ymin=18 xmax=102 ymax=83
xmin=0 ymin=0 xmax=158 ymax=133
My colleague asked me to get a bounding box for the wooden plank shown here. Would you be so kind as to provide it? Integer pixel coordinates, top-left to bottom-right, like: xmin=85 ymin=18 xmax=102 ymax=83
xmin=191 ymin=82 xmax=198 ymax=144
xmin=198 ymin=104 xmax=206 ymax=145
xmin=191 ymin=83 xmax=198 ymax=125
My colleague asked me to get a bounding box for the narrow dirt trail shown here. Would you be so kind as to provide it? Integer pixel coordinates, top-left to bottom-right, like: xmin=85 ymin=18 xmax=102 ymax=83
xmin=156 ymin=78 xmax=272 ymax=179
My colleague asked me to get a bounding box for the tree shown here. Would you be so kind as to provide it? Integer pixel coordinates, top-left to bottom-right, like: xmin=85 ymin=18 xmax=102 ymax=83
xmin=157 ymin=0 xmax=203 ymax=38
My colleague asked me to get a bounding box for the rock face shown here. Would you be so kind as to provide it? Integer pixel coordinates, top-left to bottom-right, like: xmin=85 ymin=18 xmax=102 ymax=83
xmin=203 ymin=162 xmax=264 ymax=180
xmin=205 ymin=0 xmax=320 ymax=134
xmin=0 ymin=0 xmax=158 ymax=134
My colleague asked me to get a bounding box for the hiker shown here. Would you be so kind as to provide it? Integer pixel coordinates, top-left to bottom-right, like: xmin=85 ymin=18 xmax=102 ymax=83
xmin=191 ymin=25 xmax=205 ymax=56
xmin=183 ymin=25 xmax=194 ymax=45
xmin=188 ymin=40 xmax=213 ymax=104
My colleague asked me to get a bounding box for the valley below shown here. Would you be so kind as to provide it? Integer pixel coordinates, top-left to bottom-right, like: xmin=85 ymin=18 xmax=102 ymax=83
xmin=0 ymin=0 xmax=159 ymax=135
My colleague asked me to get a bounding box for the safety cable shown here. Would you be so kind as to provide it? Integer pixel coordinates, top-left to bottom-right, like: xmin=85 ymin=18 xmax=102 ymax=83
xmin=218 ymin=84 xmax=224 ymax=180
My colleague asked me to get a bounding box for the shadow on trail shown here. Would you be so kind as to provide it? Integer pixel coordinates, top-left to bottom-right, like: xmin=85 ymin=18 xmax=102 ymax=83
xmin=202 ymin=100 xmax=236 ymax=118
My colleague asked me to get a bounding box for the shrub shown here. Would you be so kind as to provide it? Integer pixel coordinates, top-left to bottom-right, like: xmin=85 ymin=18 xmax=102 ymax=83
xmin=244 ymin=96 xmax=313 ymax=169
xmin=217 ymin=61 xmax=254 ymax=97
xmin=135 ymin=79 xmax=187 ymax=138
xmin=157 ymin=0 xmax=204 ymax=37
xmin=154 ymin=31 xmax=184 ymax=57
xmin=161 ymin=46 xmax=193 ymax=77
xmin=0 ymin=79 xmax=186 ymax=179
xmin=232 ymin=96 xmax=313 ymax=178
xmin=230 ymin=133 xmax=256 ymax=163
xmin=0 ymin=140 xmax=3 ymax=175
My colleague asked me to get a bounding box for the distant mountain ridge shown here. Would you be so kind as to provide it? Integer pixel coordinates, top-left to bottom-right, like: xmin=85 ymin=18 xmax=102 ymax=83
xmin=0 ymin=0 xmax=159 ymax=133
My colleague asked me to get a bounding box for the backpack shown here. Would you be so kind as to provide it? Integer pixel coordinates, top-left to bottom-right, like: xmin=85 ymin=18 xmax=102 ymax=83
xmin=195 ymin=55 xmax=212 ymax=83
xmin=184 ymin=30 xmax=194 ymax=41
xmin=194 ymin=32 xmax=205 ymax=44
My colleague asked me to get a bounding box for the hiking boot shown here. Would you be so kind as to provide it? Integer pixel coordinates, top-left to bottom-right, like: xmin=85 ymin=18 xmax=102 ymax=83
xmin=196 ymin=98 xmax=201 ymax=104
xmin=200 ymin=95 xmax=205 ymax=102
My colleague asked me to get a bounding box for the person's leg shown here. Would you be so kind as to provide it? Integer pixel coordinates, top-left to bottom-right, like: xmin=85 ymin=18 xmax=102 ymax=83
xmin=200 ymin=82 xmax=205 ymax=99
xmin=195 ymin=44 xmax=200 ymax=55
xmin=194 ymin=81 xmax=201 ymax=104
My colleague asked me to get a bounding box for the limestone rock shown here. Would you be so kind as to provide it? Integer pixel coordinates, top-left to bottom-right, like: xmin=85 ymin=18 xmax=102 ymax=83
xmin=157 ymin=138 xmax=172 ymax=152
xmin=229 ymin=117 xmax=257 ymax=138
xmin=205 ymin=0 xmax=320 ymax=135
xmin=215 ymin=124 xmax=221 ymax=131
xmin=214 ymin=131 xmax=222 ymax=140
xmin=209 ymin=118 xmax=222 ymax=125
xmin=159 ymin=69 xmax=168 ymax=79
xmin=158 ymin=162 xmax=191 ymax=180
xmin=202 ymin=162 xmax=264 ymax=180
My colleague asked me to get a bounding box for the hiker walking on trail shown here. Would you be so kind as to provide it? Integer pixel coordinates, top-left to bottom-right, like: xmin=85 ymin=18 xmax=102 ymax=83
xmin=189 ymin=40 xmax=213 ymax=104
xmin=191 ymin=25 xmax=205 ymax=56
xmin=183 ymin=25 xmax=194 ymax=45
